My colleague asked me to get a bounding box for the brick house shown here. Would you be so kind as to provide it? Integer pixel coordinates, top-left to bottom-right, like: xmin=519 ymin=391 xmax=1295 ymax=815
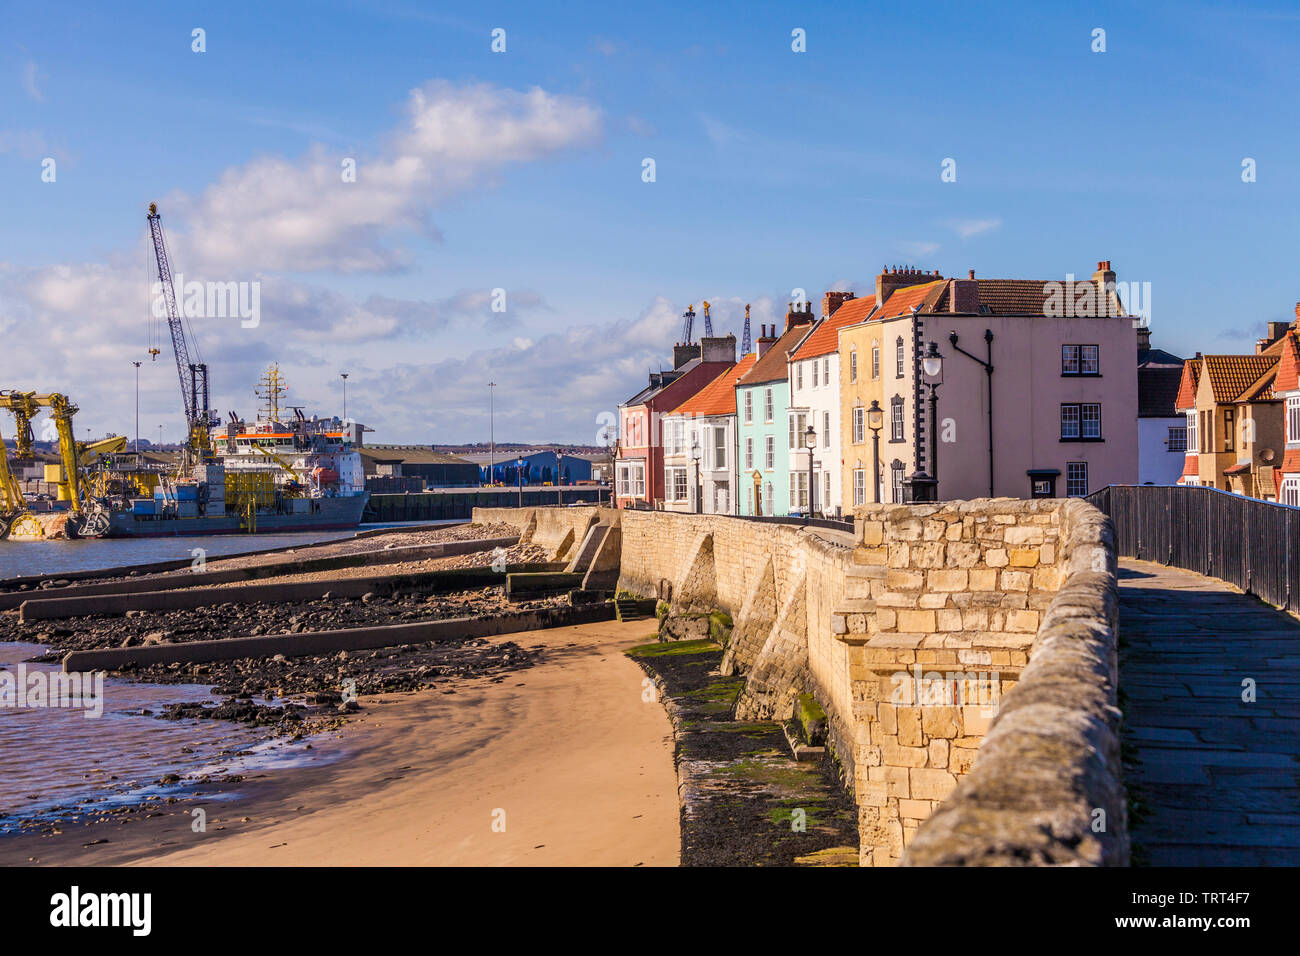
xmin=614 ymin=335 xmax=736 ymax=508
xmin=659 ymin=352 xmax=757 ymax=514
xmin=1174 ymin=322 xmax=1292 ymax=498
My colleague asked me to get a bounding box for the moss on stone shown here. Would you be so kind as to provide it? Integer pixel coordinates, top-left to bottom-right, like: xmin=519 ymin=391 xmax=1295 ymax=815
xmin=797 ymin=693 xmax=828 ymax=746
xmin=625 ymin=638 xmax=718 ymax=659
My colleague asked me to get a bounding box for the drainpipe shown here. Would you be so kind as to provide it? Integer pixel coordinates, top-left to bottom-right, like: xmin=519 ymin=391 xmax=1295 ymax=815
xmin=948 ymin=329 xmax=995 ymax=497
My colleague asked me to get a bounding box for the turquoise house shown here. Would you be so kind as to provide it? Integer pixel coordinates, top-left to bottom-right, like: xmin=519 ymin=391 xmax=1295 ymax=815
xmin=734 ymin=312 xmax=815 ymax=516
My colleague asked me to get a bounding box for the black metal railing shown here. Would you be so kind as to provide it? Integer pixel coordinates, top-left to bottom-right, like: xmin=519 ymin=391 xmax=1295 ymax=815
xmin=1086 ymin=484 xmax=1300 ymax=610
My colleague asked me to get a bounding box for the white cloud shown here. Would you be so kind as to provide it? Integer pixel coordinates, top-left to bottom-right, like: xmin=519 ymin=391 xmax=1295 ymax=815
xmin=21 ymin=60 xmax=44 ymax=102
xmin=172 ymin=81 xmax=602 ymax=274
xmin=950 ymin=218 xmax=1001 ymax=239
xmin=895 ymin=240 xmax=941 ymax=259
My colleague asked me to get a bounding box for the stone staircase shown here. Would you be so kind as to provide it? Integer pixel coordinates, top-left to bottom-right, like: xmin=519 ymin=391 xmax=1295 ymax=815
xmin=614 ymin=596 xmax=657 ymax=622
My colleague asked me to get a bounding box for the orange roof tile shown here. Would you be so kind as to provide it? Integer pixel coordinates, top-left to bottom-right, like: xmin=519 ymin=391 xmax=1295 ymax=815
xmin=790 ymin=295 xmax=877 ymax=360
xmin=670 ymin=353 xmax=757 ymax=417
xmin=1182 ymin=455 xmax=1199 ymax=477
xmin=1202 ymin=354 xmax=1278 ymax=403
xmin=1174 ymin=359 xmax=1200 ymax=411
xmin=874 ymin=281 xmax=945 ymax=320
xmin=1274 ymin=332 xmax=1300 ymax=393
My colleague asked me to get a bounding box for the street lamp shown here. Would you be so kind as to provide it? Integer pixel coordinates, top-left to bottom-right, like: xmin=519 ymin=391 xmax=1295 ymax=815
xmin=690 ymin=437 xmax=703 ymax=514
xmin=516 ymin=456 xmax=524 ymax=508
xmin=804 ymin=423 xmax=817 ymax=522
xmin=340 ymin=372 xmax=349 ymax=420
xmin=922 ymin=342 xmax=944 ymax=494
xmin=132 ymin=361 xmax=142 ymax=454
xmin=556 ymin=448 xmax=564 ymax=505
xmin=867 ymin=400 xmax=884 ymax=503
xmin=488 ymin=382 xmax=497 ymax=482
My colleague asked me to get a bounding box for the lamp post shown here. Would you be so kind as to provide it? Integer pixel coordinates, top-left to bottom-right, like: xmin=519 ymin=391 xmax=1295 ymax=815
xmin=948 ymin=329 xmax=995 ymax=497
xmin=902 ymin=343 xmax=943 ymax=503
xmin=132 ymin=361 xmax=142 ymax=454
xmin=556 ymin=448 xmax=564 ymax=505
xmin=867 ymin=399 xmax=884 ymax=503
xmin=804 ymin=423 xmax=817 ymax=523
xmin=340 ymin=372 xmax=349 ymax=420
xmin=488 ymin=382 xmax=496 ymax=483
xmin=690 ymin=438 xmax=703 ymax=514
xmin=922 ymin=342 xmax=944 ymax=495
xmin=516 ymin=456 xmax=524 ymax=508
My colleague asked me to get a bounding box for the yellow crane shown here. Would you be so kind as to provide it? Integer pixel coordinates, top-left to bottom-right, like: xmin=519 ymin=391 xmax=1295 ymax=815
xmin=0 ymin=391 xmax=112 ymax=538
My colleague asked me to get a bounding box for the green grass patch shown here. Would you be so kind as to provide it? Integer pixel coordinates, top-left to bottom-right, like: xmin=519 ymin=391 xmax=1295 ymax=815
xmin=625 ymin=638 xmax=720 ymax=658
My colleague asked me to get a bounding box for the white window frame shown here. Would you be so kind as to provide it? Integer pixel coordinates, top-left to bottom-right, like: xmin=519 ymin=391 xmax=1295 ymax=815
xmin=765 ymin=436 xmax=775 ymax=470
xmin=764 ymin=388 xmax=774 ymax=423
xmin=744 ymin=390 xmax=753 ymax=424
xmin=667 ymin=466 xmax=689 ymax=503
xmin=853 ymin=468 xmax=866 ymax=505
xmin=853 ymin=406 xmax=865 ymax=444
xmin=1066 ymin=461 xmax=1089 ymax=497
xmin=1288 ymin=396 xmax=1300 ymax=444
xmin=745 ymin=437 xmax=754 ymax=470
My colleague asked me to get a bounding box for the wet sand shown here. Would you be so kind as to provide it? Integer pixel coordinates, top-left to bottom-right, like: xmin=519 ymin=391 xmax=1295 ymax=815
xmin=4 ymin=619 xmax=679 ymax=867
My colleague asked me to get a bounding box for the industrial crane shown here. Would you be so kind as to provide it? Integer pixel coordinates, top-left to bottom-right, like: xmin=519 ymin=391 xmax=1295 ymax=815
xmin=147 ymin=202 xmax=218 ymax=462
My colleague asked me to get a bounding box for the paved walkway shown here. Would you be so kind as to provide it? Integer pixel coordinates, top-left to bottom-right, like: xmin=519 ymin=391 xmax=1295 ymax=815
xmin=1119 ymin=559 xmax=1300 ymax=865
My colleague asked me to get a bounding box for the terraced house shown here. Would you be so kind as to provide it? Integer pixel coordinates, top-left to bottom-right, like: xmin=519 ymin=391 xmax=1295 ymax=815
xmin=659 ymin=350 xmax=756 ymax=514
xmin=734 ymin=309 xmax=815 ymax=516
xmin=614 ymin=335 xmax=736 ymax=509
xmin=1175 ymin=317 xmax=1295 ymax=498
xmin=838 ymin=263 xmax=1139 ymax=502
xmin=786 ymin=291 xmax=876 ymax=517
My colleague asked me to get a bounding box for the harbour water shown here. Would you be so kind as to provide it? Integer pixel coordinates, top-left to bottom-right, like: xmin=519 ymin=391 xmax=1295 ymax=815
xmin=0 ymin=520 xmax=454 ymax=580
xmin=0 ymin=642 xmax=289 ymax=831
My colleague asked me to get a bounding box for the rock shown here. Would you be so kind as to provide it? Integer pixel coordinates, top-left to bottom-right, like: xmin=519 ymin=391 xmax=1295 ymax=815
xmin=143 ymin=631 xmax=168 ymax=645
xmin=272 ymin=654 xmax=286 ymax=662
xmin=361 ymin=592 xmax=376 ymax=603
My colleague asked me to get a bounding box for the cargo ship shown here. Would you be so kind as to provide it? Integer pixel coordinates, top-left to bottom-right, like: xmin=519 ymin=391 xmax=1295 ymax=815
xmin=104 ymin=368 xmax=370 ymax=538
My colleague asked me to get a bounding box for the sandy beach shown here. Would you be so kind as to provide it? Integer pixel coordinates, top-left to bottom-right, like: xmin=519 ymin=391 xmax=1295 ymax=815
xmin=4 ymin=618 xmax=679 ymax=867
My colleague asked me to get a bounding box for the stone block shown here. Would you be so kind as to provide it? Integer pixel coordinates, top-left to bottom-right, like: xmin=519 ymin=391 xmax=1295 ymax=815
xmin=886 ymin=569 xmax=924 ymax=590
xmin=985 ymin=548 xmax=1009 ymax=567
xmin=899 ymin=798 xmax=933 ymax=820
xmin=909 ymin=767 xmax=957 ymax=802
xmin=1008 ymin=547 xmax=1040 ymax=567
xmin=896 ymin=706 xmax=922 ymax=746
xmin=928 ymin=569 xmax=969 ymax=591
xmin=969 ymin=569 xmax=998 ymax=590
xmin=1006 ymin=609 xmax=1040 ymax=632
xmin=1000 ymin=569 xmax=1031 ymax=591
xmin=928 ymin=737 xmax=950 ymax=769
xmin=897 ymin=609 xmax=936 ymax=633
xmin=921 ymin=705 xmax=960 ymax=738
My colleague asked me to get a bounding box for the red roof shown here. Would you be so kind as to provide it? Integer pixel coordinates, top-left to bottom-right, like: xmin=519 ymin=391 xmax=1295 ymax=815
xmin=874 ymin=281 xmax=946 ymax=320
xmin=1274 ymin=332 xmax=1300 ymax=393
xmin=738 ymin=320 xmax=815 ymax=386
xmin=1182 ymin=455 xmax=1199 ymax=477
xmin=1280 ymin=448 xmax=1300 ymax=477
xmin=790 ymin=295 xmax=877 ymax=360
xmin=670 ymin=353 xmax=757 ymax=417
xmin=1174 ymin=359 xmax=1200 ymax=412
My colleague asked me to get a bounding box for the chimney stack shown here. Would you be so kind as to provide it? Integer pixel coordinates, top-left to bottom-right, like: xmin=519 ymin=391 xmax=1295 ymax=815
xmin=1091 ymin=260 xmax=1118 ymax=316
xmin=756 ymin=325 xmax=777 ymax=357
xmin=876 ymin=265 xmax=942 ymax=307
xmin=701 ymin=334 xmax=737 ymax=364
xmin=822 ymin=290 xmax=855 ymax=319
xmin=673 ymin=342 xmax=700 ymax=369
xmin=1136 ymin=326 xmax=1151 ymax=351
xmin=949 ymin=277 xmax=979 ymax=314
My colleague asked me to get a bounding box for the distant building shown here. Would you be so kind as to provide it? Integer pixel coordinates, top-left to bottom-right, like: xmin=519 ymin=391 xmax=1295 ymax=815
xmin=735 ymin=311 xmax=816 ymax=516
xmin=789 ymin=292 xmax=875 ymax=516
xmin=1136 ymin=328 xmax=1186 ymax=485
xmin=660 ymin=351 xmax=757 ymax=514
xmin=615 ymin=335 xmax=737 ymax=509
xmin=461 ymin=450 xmax=593 ymax=486
xmin=1174 ymin=319 xmax=1293 ymax=498
xmin=358 ymin=445 xmax=479 ymax=489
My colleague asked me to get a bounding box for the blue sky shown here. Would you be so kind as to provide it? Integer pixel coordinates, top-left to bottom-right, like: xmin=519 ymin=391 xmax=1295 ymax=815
xmin=2 ymin=0 xmax=1300 ymax=443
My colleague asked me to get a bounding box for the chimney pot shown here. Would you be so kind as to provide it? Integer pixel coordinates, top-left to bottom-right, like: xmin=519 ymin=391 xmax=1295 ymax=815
xmin=968 ymin=269 xmax=975 ymax=280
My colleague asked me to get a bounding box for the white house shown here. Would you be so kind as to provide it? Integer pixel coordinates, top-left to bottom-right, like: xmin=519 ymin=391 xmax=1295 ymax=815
xmin=659 ymin=354 xmax=755 ymax=514
xmin=785 ymin=293 xmax=874 ymax=516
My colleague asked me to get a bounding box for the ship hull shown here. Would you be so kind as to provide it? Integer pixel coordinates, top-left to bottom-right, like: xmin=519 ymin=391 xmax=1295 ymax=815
xmin=104 ymin=494 xmax=369 ymax=538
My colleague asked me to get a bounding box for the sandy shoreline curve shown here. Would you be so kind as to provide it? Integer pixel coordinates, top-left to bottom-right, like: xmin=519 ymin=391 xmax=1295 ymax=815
xmin=4 ymin=619 xmax=679 ymax=867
